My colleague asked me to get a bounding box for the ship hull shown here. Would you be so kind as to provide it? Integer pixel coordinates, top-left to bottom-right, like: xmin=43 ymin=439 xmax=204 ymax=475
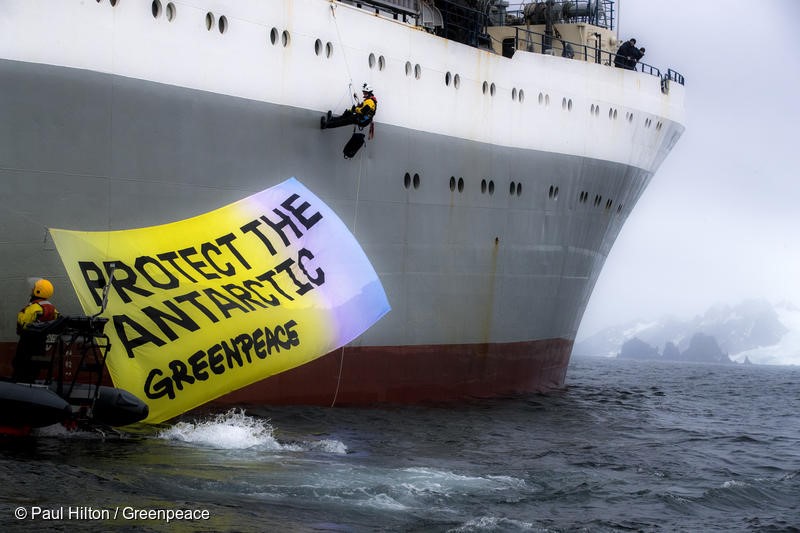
xmin=0 ymin=0 xmax=684 ymax=409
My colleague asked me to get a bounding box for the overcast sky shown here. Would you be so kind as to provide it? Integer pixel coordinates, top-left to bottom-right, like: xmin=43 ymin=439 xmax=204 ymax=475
xmin=576 ymin=0 xmax=800 ymax=338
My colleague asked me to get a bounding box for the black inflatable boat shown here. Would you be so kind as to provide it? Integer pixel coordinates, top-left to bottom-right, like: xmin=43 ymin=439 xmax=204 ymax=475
xmin=0 ymin=315 xmax=148 ymax=436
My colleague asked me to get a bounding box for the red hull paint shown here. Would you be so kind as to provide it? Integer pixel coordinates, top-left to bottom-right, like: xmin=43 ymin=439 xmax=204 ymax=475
xmin=0 ymin=339 xmax=572 ymax=407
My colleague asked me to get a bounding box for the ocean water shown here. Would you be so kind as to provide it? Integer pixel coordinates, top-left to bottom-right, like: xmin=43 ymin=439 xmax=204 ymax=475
xmin=1 ymin=357 xmax=798 ymax=532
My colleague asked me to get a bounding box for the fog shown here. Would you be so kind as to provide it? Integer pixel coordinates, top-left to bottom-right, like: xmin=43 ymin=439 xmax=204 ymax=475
xmin=576 ymin=0 xmax=800 ymax=339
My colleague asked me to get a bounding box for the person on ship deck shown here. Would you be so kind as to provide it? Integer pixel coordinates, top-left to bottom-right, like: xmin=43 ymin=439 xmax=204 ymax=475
xmin=321 ymin=83 xmax=377 ymax=130
xmin=12 ymin=278 xmax=61 ymax=382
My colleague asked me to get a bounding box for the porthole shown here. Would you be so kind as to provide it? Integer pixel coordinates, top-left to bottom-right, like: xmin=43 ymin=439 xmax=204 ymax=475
xmin=545 ymin=94 xmax=550 ymax=106
xmin=326 ymin=42 xmax=333 ymax=58
xmin=110 ymin=0 xmax=118 ymax=6
xmin=454 ymin=74 xmax=461 ymax=89
xmin=369 ymin=53 xmax=376 ymax=68
xmin=512 ymin=88 xmax=518 ymax=101
xmin=594 ymin=105 xmax=599 ymax=116
xmin=405 ymin=61 xmax=412 ymax=76
xmin=219 ymin=15 xmax=228 ymax=34
xmin=413 ymin=173 xmax=420 ymax=189
xmin=445 ymin=71 xmax=452 ymax=86
xmin=490 ymin=82 xmax=496 ymax=96
xmin=568 ymin=99 xmax=573 ymax=111
xmin=205 ymin=12 xmax=215 ymax=31
xmin=404 ymin=172 xmax=411 ymax=189
xmin=510 ymin=181 xmax=516 ymax=195
xmin=488 ymin=180 xmax=495 ymax=195
xmin=519 ymin=89 xmax=525 ymax=103
xmin=591 ymin=104 xmax=595 ymax=114
xmin=458 ymin=177 xmax=464 ymax=192
xmin=151 ymin=0 xmax=162 ymax=18
xmin=315 ymin=39 xmax=322 ymax=56
xmin=270 ymin=28 xmax=278 ymax=45
xmin=516 ymin=182 xmax=522 ymax=196
xmin=562 ymin=97 xmax=567 ymax=110
xmin=481 ymin=179 xmax=487 ymax=194
xmin=282 ymin=30 xmax=290 ymax=47
xmin=613 ymin=109 xmax=617 ymax=119
xmin=414 ymin=64 xmax=422 ymax=79
xmin=166 ymin=2 xmax=176 ymax=21
xmin=378 ymin=55 xmax=385 ymax=70
xmin=608 ymin=108 xmax=613 ymax=119
xmin=450 ymin=176 xmax=456 ymax=192
xmin=538 ymin=92 xmax=544 ymax=105
xmin=548 ymin=185 xmax=554 ymax=198
xmin=483 ymin=81 xmax=489 ymax=95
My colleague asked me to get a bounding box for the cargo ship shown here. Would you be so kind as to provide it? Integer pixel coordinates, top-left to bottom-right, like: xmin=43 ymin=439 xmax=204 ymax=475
xmin=0 ymin=0 xmax=685 ymax=407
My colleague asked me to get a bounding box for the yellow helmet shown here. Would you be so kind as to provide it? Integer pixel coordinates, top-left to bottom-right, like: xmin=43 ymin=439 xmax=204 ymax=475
xmin=32 ymin=278 xmax=54 ymax=299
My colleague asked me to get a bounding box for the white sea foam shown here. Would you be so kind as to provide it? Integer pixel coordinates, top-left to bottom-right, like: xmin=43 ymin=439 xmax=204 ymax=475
xmin=157 ymin=410 xmax=283 ymax=449
xmin=449 ymin=516 xmax=538 ymax=532
xmin=156 ymin=409 xmax=347 ymax=453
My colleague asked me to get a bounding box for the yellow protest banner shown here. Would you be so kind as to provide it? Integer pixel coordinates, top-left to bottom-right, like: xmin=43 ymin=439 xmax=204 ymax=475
xmin=50 ymin=178 xmax=390 ymax=423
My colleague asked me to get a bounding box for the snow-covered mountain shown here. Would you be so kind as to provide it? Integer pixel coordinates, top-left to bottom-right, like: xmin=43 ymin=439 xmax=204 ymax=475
xmin=574 ymin=299 xmax=800 ymax=365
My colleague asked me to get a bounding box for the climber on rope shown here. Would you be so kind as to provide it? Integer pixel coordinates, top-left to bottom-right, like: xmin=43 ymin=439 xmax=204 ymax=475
xmin=321 ymin=83 xmax=377 ymax=130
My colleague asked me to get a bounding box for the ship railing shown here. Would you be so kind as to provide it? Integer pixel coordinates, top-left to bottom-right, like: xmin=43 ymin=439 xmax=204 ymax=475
xmin=496 ymin=26 xmax=685 ymax=86
xmin=336 ymin=0 xmax=421 ymax=24
xmin=501 ymin=1 xmax=616 ymax=31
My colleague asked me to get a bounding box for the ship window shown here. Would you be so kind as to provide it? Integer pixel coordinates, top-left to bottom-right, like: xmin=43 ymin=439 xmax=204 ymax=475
xmin=562 ymin=97 xmax=567 ymax=110
xmin=166 ymin=2 xmax=176 ymax=21
xmin=483 ymin=81 xmax=489 ymax=95
xmin=605 ymin=199 xmax=613 ymax=210
xmin=481 ymin=179 xmax=487 ymax=194
xmin=413 ymin=173 xmax=420 ymax=189
xmin=369 ymin=53 xmax=376 ymax=68
xmin=110 ymin=0 xmax=118 ymax=6
xmin=519 ymin=89 xmax=525 ymax=103
xmin=445 ymin=71 xmax=452 ymax=86
xmin=270 ymin=28 xmax=278 ymax=45
xmin=205 ymin=12 xmax=215 ymax=31
xmin=594 ymin=195 xmax=601 ymax=207
xmin=315 ymin=39 xmax=322 ymax=56
xmin=512 ymin=88 xmax=517 ymax=101
xmin=326 ymin=42 xmax=333 ymax=58
xmin=404 ymin=172 xmax=411 ymax=189
xmin=414 ymin=64 xmax=422 ymax=79
xmin=613 ymin=109 xmax=617 ymax=119
xmin=405 ymin=61 xmax=412 ymax=76
xmin=510 ymin=181 xmax=516 ymax=195
xmin=538 ymin=92 xmax=543 ymax=104
xmin=490 ymin=83 xmax=496 ymax=96
xmin=608 ymin=108 xmax=613 ymax=119
xmin=450 ymin=176 xmax=456 ymax=192
xmin=545 ymin=94 xmax=550 ymax=106
xmin=568 ymin=99 xmax=573 ymax=111
xmin=548 ymin=185 xmax=559 ymax=199
xmin=454 ymin=74 xmax=461 ymax=89
xmin=516 ymin=182 xmax=522 ymax=196
xmin=378 ymin=55 xmax=386 ymax=70
xmin=458 ymin=177 xmax=464 ymax=192
xmin=152 ymin=0 xmax=162 ymax=18
xmin=617 ymin=204 xmax=624 ymax=213
xmin=656 ymin=121 xmax=663 ymax=131
xmin=282 ymin=30 xmax=291 ymax=47
xmin=488 ymin=180 xmax=495 ymax=195
xmin=219 ymin=15 xmax=228 ymax=34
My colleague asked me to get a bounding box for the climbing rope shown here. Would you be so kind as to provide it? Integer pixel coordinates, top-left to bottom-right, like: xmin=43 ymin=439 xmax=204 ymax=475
xmin=329 ymin=2 xmax=358 ymax=108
